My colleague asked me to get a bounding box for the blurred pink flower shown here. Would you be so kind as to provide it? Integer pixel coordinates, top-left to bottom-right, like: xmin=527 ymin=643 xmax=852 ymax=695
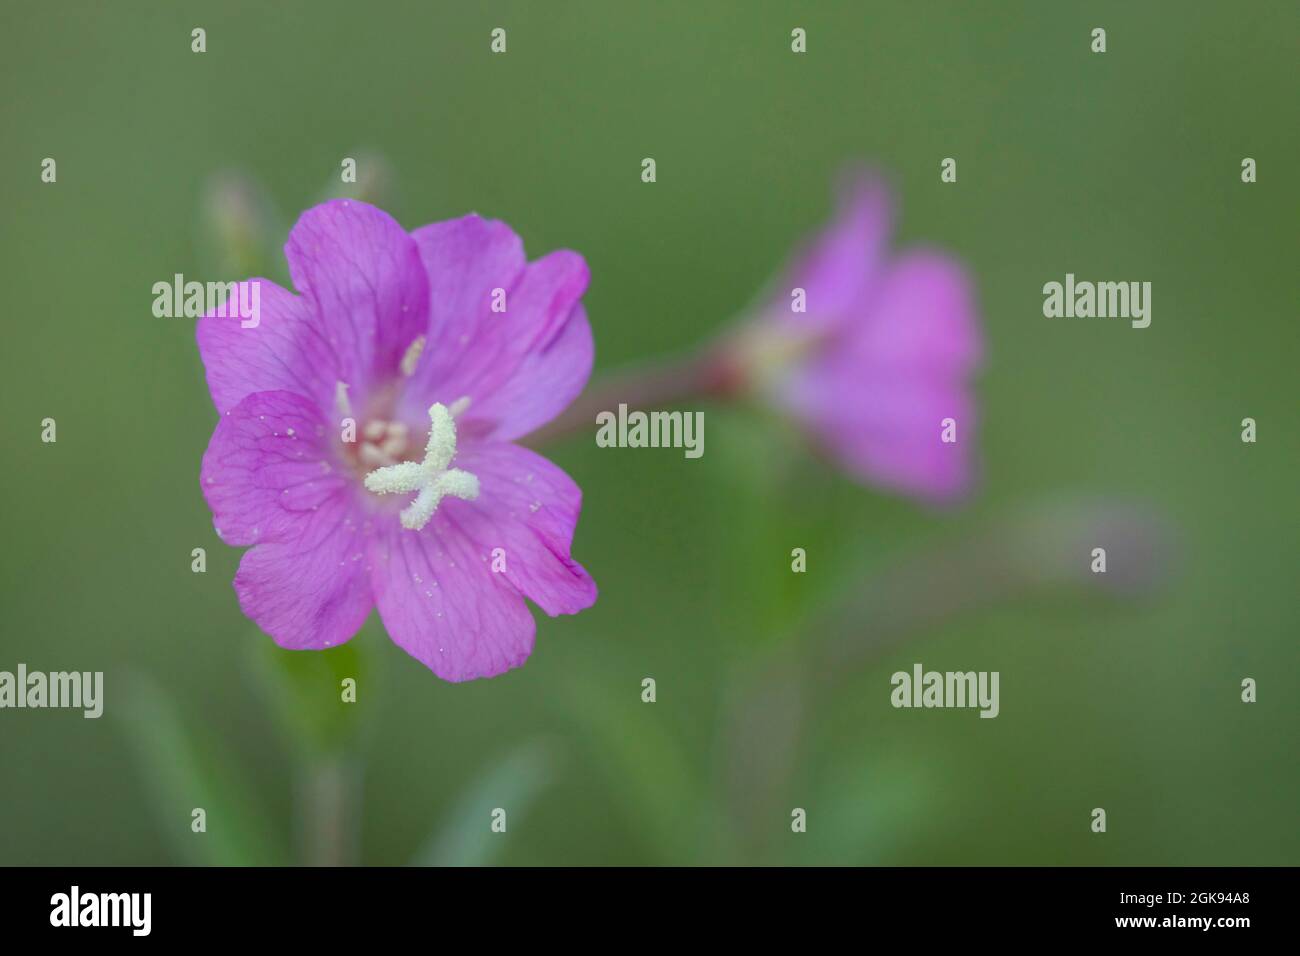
xmin=197 ymin=200 xmax=597 ymax=681
xmin=727 ymin=174 xmax=983 ymax=501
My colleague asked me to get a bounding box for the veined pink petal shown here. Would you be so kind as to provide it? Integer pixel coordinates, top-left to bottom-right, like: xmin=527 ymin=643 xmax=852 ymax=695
xmin=401 ymin=215 xmax=526 ymax=411
xmin=196 ymin=279 xmax=339 ymax=415
xmin=466 ymin=304 xmax=594 ymax=442
xmin=446 ymin=442 xmax=597 ymax=615
xmin=200 ymin=390 xmax=350 ymax=547
xmin=401 ymin=220 xmax=591 ymax=438
xmin=234 ymin=501 xmax=376 ymax=652
xmin=284 ymin=199 xmax=429 ymax=405
xmin=368 ymin=516 xmax=536 ymax=682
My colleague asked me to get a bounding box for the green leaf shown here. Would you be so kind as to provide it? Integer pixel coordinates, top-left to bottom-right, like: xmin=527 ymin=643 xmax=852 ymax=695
xmin=411 ymin=739 xmax=558 ymax=867
xmin=555 ymin=663 xmax=700 ymax=862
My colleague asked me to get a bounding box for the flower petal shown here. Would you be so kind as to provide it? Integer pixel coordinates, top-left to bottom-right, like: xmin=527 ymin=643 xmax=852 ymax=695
xmin=200 ymin=392 xmax=374 ymax=651
xmin=401 ymin=215 xmax=526 ymax=410
xmin=196 ymin=279 xmax=340 ymax=415
xmin=368 ymin=516 xmax=537 ymax=682
xmin=401 ymin=221 xmax=590 ymax=438
xmin=780 ymin=247 xmax=982 ymax=501
xmin=233 ymin=501 xmax=376 ymax=652
xmin=284 ymin=199 xmax=429 ymax=402
xmin=784 ymin=368 xmax=978 ymax=501
xmin=779 ymin=173 xmax=893 ymax=333
xmin=444 ymin=442 xmax=597 ymax=615
xmin=466 ymin=304 xmax=594 ymax=442
xmin=200 ymin=390 xmax=350 ymax=547
xmin=844 ymin=251 xmax=982 ymax=377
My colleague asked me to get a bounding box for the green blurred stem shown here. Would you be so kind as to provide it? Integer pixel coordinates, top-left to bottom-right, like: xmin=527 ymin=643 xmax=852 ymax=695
xmin=812 ymin=498 xmax=1171 ymax=682
xmin=716 ymin=498 xmax=1172 ymax=860
xmin=300 ymin=755 xmax=359 ymax=867
xmin=524 ymin=345 xmax=739 ymax=448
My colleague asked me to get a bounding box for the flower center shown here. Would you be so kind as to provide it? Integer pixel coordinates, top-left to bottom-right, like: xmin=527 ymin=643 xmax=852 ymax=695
xmin=363 ymin=401 xmax=479 ymax=531
xmin=358 ymin=419 xmax=410 ymax=468
xmin=728 ymin=321 xmax=825 ymax=393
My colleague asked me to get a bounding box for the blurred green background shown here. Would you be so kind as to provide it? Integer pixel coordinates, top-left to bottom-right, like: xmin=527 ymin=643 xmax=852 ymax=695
xmin=2 ymin=0 xmax=1297 ymax=866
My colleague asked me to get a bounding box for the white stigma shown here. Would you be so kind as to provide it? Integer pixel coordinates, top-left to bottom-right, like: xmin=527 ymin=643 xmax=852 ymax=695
xmin=363 ymin=402 xmax=479 ymax=531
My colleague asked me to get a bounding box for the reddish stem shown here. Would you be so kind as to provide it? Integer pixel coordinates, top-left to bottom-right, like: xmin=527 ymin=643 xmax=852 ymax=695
xmin=524 ymin=343 xmax=744 ymax=448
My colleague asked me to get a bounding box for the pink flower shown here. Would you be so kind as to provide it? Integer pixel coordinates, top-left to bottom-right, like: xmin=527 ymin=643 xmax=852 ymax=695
xmin=197 ymin=200 xmax=597 ymax=681
xmin=727 ymin=174 xmax=983 ymax=501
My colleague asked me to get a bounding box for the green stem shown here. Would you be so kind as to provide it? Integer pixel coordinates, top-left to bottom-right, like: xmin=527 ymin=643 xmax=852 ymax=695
xmin=300 ymin=754 xmax=359 ymax=866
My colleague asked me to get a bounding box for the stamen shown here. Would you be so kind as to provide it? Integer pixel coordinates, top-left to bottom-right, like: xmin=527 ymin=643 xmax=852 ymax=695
xmin=400 ymin=336 xmax=426 ymax=377
xmin=447 ymin=395 xmax=471 ymax=418
xmin=359 ymin=444 xmax=397 ymax=468
xmin=378 ymin=422 xmax=408 ymax=458
xmin=335 ymin=381 xmax=353 ymax=418
xmin=363 ymin=403 xmax=480 ymax=531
